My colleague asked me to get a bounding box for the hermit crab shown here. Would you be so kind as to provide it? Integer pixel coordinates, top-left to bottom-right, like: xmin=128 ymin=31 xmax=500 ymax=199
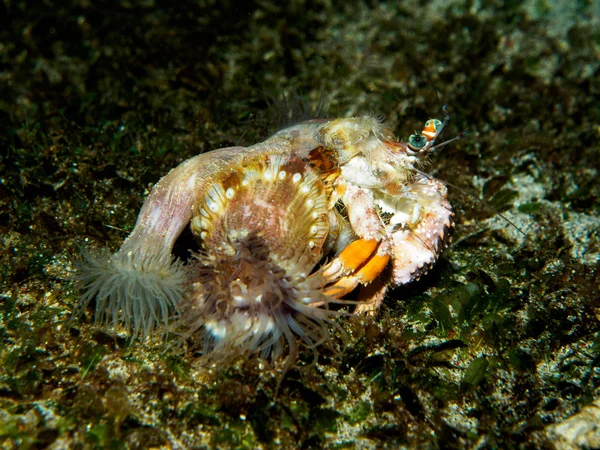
xmin=76 ymin=113 xmax=453 ymax=360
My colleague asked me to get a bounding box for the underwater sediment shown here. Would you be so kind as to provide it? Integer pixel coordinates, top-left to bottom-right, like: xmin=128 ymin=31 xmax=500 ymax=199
xmin=1 ymin=0 xmax=599 ymax=448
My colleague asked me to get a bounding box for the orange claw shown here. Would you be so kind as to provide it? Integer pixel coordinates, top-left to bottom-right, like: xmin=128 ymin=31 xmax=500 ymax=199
xmin=322 ymin=239 xmax=390 ymax=299
xmin=321 ymin=238 xmax=379 ymax=281
xmin=336 ymin=238 xmax=379 ymax=272
xmin=355 ymin=253 xmax=390 ymax=283
xmin=323 ymin=275 xmax=360 ymax=298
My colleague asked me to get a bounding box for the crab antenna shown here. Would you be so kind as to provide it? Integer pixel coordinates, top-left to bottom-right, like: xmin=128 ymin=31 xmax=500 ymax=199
xmin=435 ymin=105 xmax=451 ymax=138
xmin=430 ymin=132 xmax=468 ymax=153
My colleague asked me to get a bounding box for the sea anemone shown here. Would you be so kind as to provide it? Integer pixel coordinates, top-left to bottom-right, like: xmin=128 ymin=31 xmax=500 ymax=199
xmin=75 ymin=148 xmax=248 ymax=336
xmin=175 ymin=152 xmax=345 ymax=361
xmin=74 ymin=134 xmax=350 ymax=351
xmin=75 ymin=247 xmax=187 ymax=337
xmin=178 ymin=235 xmax=343 ymax=362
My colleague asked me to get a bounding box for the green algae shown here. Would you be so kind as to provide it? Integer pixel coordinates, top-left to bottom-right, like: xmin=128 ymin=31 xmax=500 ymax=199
xmin=346 ymin=400 xmax=372 ymax=425
xmin=461 ymin=356 xmax=491 ymax=389
xmin=518 ymin=201 xmax=544 ymax=214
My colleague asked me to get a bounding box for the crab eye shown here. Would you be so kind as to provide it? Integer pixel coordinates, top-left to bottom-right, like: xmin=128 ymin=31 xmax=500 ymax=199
xmin=422 ymin=119 xmax=443 ymax=141
xmin=408 ymin=133 xmax=427 ymax=150
xmin=424 ymin=119 xmax=443 ymax=132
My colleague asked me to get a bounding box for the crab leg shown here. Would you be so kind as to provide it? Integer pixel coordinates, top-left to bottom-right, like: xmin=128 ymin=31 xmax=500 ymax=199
xmin=317 ymin=183 xmax=394 ymax=301
xmin=342 ymin=185 xmax=389 ymax=250
xmin=354 ymin=278 xmax=388 ymax=315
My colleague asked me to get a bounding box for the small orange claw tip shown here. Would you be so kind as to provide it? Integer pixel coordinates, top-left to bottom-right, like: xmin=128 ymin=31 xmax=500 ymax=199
xmin=337 ymin=238 xmax=379 ymax=271
xmin=322 ymin=259 xmax=344 ymax=280
xmin=323 ymin=275 xmax=360 ymax=298
xmin=355 ymin=253 xmax=390 ymax=283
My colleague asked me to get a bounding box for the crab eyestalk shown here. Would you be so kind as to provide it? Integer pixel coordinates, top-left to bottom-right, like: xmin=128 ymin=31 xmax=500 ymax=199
xmin=407 ymin=118 xmax=445 ymax=156
xmin=75 ymin=147 xmax=248 ymax=337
